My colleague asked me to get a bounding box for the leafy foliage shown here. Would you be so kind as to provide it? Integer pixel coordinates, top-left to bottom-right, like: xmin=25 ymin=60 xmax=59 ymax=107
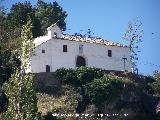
xmin=153 ymin=71 xmax=160 ymax=81
xmin=75 ymin=67 xmax=104 ymax=85
xmin=149 ymin=81 xmax=160 ymax=97
xmin=0 ymin=8 xmax=6 ymax=43
xmin=0 ymin=7 xmax=22 ymax=51
xmin=86 ymin=74 xmax=124 ymax=110
xmin=0 ymin=1 xmax=67 ymax=118
xmin=149 ymin=71 xmax=160 ymax=97
xmin=55 ymin=67 xmax=104 ymax=113
xmin=0 ymin=49 xmax=20 ymax=86
xmin=56 ymin=67 xmax=104 ymax=86
xmin=6 ymin=1 xmax=42 ymax=38
xmin=5 ymin=0 xmax=67 ymax=38
xmin=6 ymin=1 xmax=34 ymax=29
xmin=55 ymin=67 xmax=160 ymax=119
xmin=0 ymin=8 xmax=21 ymax=114
xmin=56 ymin=68 xmax=78 ymax=86
xmin=2 ymin=21 xmax=39 ymax=120
xmin=2 ymin=72 xmax=38 ymax=120
xmin=0 ymin=0 xmax=67 ymax=87
xmin=35 ymin=0 xmax=67 ymax=34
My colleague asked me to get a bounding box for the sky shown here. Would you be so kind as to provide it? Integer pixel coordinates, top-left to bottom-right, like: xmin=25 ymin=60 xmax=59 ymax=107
xmin=1 ymin=0 xmax=160 ymax=75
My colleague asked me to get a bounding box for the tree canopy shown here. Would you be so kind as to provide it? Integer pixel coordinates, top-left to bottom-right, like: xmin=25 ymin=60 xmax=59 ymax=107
xmin=5 ymin=0 xmax=67 ymax=38
xmin=35 ymin=0 xmax=67 ymax=34
xmin=0 ymin=0 xmax=68 ymax=85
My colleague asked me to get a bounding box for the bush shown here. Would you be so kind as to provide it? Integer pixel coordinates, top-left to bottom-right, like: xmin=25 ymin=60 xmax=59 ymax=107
xmin=55 ymin=67 xmax=104 ymax=87
xmin=55 ymin=67 xmax=105 ymax=113
xmin=55 ymin=68 xmax=79 ymax=86
xmin=55 ymin=67 xmax=70 ymax=80
xmin=149 ymin=81 xmax=160 ymax=97
xmin=75 ymin=67 xmax=104 ymax=85
xmin=86 ymin=74 xmax=124 ymax=110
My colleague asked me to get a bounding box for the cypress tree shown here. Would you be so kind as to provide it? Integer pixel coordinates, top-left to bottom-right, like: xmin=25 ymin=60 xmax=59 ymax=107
xmin=2 ymin=21 xmax=39 ymax=120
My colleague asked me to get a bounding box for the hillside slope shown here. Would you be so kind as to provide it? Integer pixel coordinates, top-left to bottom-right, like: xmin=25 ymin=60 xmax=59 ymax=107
xmin=35 ymin=67 xmax=160 ymax=120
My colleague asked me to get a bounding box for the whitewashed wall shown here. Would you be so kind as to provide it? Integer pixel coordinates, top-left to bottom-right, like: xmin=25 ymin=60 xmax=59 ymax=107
xmin=31 ymin=38 xmax=132 ymax=73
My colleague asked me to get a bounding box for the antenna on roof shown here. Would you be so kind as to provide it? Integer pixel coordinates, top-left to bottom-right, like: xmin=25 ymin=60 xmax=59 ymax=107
xmin=87 ymin=29 xmax=91 ymax=38
xmin=48 ymin=20 xmax=60 ymax=30
xmin=87 ymin=28 xmax=94 ymax=38
xmin=53 ymin=20 xmax=60 ymax=26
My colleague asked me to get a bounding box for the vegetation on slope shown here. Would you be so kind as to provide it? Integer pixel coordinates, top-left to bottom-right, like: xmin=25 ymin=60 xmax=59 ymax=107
xmin=0 ymin=1 xmax=68 ymax=118
xmin=0 ymin=0 xmax=160 ymax=119
xmin=33 ymin=67 xmax=160 ymax=120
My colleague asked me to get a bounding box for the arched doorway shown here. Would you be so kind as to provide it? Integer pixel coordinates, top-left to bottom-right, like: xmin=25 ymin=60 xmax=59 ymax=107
xmin=76 ymin=56 xmax=86 ymax=67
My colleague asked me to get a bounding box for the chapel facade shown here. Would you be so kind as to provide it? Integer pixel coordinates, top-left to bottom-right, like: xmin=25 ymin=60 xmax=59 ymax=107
xmin=30 ymin=24 xmax=132 ymax=73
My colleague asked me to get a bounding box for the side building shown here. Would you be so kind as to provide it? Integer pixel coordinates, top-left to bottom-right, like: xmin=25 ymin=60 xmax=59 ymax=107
xmin=30 ymin=24 xmax=132 ymax=73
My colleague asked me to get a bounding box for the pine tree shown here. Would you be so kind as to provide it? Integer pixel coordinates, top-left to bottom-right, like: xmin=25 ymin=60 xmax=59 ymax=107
xmin=2 ymin=21 xmax=39 ymax=120
xmin=35 ymin=0 xmax=67 ymax=34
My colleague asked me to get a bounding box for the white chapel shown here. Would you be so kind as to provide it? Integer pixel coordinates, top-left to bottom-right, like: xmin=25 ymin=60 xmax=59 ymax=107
xmin=30 ymin=24 xmax=132 ymax=73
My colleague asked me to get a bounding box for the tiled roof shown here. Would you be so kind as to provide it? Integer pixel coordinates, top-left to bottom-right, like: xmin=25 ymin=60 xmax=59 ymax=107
xmin=62 ymin=34 xmax=128 ymax=48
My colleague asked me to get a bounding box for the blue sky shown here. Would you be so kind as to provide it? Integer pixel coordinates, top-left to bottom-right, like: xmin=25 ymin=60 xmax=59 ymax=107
xmin=1 ymin=0 xmax=160 ymax=75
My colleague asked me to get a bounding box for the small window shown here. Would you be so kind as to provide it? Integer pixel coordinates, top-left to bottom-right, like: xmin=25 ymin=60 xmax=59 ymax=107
xmin=63 ymin=45 xmax=67 ymax=52
xmin=42 ymin=49 xmax=45 ymax=53
xmin=79 ymin=44 xmax=83 ymax=53
xmin=108 ymin=50 xmax=112 ymax=57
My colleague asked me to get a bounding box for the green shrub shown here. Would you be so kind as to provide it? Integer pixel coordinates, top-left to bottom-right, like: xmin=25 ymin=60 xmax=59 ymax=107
xmin=86 ymin=74 xmax=124 ymax=110
xmin=55 ymin=67 xmax=69 ymax=80
xmin=55 ymin=67 xmax=104 ymax=87
xmin=149 ymin=81 xmax=160 ymax=97
xmin=55 ymin=67 xmax=105 ymax=113
xmin=75 ymin=67 xmax=104 ymax=85
xmin=55 ymin=68 xmax=79 ymax=86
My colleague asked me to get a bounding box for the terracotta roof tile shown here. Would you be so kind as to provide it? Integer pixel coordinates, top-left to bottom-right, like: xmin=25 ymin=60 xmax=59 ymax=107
xmin=62 ymin=34 xmax=128 ymax=48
